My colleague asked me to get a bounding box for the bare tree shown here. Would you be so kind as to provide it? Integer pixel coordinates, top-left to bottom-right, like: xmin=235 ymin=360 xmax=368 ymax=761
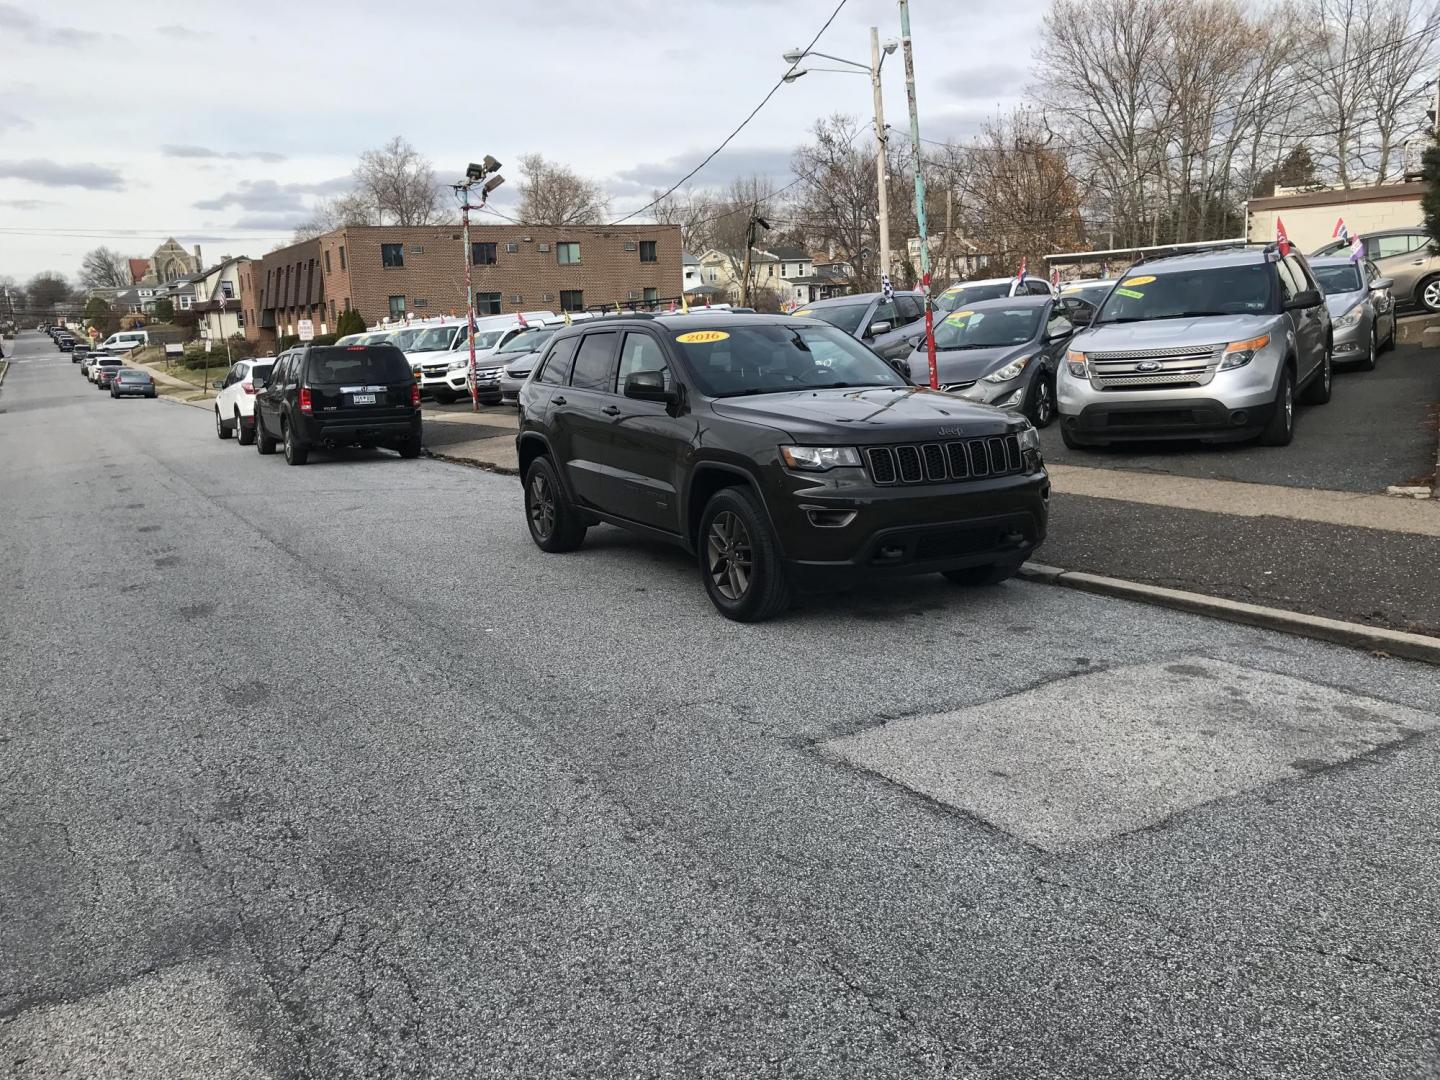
xmin=792 ymin=115 xmax=883 ymax=289
xmin=1361 ymin=0 xmax=1440 ymax=181
xmin=650 ymin=188 xmax=716 ymax=252
xmin=515 ymin=154 xmax=611 ymax=226
xmin=353 ymin=136 xmax=444 ymax=226
xmin=77 ymin=246 xmax=130 ymax=290
xmin=292 ymin=190 xmax=379 ymax=242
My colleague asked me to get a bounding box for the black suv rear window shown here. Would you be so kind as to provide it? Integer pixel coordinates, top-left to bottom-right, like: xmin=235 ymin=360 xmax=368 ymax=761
xmin=304 ymin=345 xmax=410 ymax=385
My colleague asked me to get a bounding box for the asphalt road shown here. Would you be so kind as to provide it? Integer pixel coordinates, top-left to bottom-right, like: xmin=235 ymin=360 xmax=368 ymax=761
xmin=1040 ymin=344 xmax=1440 ymax=492
xmin=4 ymin=330 xmax=1440 ymax=1079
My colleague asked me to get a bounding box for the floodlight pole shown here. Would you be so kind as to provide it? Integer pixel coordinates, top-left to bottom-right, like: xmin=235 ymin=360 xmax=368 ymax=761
xmin=457 ymin=179 xmax=479 ymax=412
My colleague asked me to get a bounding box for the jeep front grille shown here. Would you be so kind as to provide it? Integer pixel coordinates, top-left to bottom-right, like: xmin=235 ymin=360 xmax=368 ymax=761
xmin=1085 ymin=343 xmax=1222 ymax=390
xmin=866 ymin=435 xmax=1022 ymax=485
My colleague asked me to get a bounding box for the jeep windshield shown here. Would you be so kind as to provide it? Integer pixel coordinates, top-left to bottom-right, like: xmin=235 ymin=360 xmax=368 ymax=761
xmin=933 ymin=306 xmax=1043 ymax=350
xmin=674 ymin=324 xmax=906 ymax=397
xmin=1312 ymin=264 xmax=1363 ymax=293
xmin=803 ymin=303 xmax=871 ymax=335
xmin=1095 ymin=264 xmax=1275 ymax=323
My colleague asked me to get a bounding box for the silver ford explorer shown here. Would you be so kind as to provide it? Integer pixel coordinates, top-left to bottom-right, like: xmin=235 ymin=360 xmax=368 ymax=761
xmin=1056 ymin=247 xmax=1333 ymax=449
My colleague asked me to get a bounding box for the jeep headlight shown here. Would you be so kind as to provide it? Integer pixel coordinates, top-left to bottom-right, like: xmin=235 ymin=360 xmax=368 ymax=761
xmin=1332 ymin=307 xmax=1362 ymax=330
xmin=1065 ymin=349 xmax=1088 ymax=379
xmin=983 ymin=353 xmax=1033 ymax=383
xmin=1017 ymin=425 xmax=1041 ymax=453
xmin=780 ymin=445 xmax=862 ymax=471
xmin=1219 ymin=333 xmax=1270 ymax=370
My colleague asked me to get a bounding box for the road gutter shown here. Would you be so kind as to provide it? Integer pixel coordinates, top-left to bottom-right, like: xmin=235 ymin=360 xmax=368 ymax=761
xmin=1019 ymin=562 xmax=1440 ymax=665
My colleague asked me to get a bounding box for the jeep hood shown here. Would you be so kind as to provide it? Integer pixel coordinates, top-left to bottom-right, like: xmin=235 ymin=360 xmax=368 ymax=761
xmin=1071 ymin=314 xmax=1272 ymax=353
xmin=709 ymin=386 xmax=1017 ymax=441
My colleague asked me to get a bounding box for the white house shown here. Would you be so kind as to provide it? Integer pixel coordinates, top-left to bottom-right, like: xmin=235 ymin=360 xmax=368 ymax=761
xmin=191 ymin=256 xmax=251 ymax=342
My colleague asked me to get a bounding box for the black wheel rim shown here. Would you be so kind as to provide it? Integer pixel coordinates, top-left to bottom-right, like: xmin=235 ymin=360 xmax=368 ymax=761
xmin=1323 ymin=354 xmax=1331 ymax=391
xmin=706 ymin=510 xmax=754 ymax=601
xmin=1035 ymin=380 xmax=1052 ymax=424
xmin=1283 ymin=380 xmax=1293 ymax=431
xmin=528 ymin=473 xmax=555 ymax=538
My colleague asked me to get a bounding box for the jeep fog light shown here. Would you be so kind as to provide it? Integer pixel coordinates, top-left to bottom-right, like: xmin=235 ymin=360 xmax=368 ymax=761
xmin=780 ymin=446 xmax=862 ymax=471
xmin=1220 ymin=334 xmax=1270 ymax=370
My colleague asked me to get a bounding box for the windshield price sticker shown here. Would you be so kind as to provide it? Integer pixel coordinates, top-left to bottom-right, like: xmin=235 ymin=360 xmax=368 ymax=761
xmin=1115 ymin=287 xmax=1146 ymax=299
xmin=675 ymin=330 xmax=730 ymax=344
xmin=793 ymin=309 xmax=813 ymax=317
xmin=1121 ymin=275 xmax=1156 ymax=287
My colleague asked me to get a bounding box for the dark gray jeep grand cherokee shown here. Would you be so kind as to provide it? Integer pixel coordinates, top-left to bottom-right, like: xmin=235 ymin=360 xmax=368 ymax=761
xmin=516 ymin=313 xmax=1049 ymax=621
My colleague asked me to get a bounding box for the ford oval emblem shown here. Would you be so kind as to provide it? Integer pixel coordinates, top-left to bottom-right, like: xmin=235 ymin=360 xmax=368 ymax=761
xmin=1135 ymin=360 xmax=1162 ymax=372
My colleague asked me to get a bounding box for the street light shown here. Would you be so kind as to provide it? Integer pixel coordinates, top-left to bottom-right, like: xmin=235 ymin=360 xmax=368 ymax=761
xmin=455 ymin=156 xmax=503 ymax=412
xmin=782 ymin=29 xmax=900 ymax=289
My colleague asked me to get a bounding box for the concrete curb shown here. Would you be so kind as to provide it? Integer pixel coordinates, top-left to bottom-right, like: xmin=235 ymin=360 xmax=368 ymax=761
xmin=1019 ymin=562 xmax=1440 ymax=666
xmin=425 ymin=449 xmax=520 ymax=476
xmin=155 ymin=393 xmax=211 ymax=412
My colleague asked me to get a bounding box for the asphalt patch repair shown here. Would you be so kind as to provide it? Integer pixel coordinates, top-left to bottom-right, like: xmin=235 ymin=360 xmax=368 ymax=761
xmin=824 ymin=657 xmax=1440 ymax=852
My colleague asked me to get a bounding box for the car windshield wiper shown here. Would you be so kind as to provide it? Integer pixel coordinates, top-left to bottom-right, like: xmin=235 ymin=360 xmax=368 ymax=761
xmin=1100 ymin=311 xmax=1233 ymax=323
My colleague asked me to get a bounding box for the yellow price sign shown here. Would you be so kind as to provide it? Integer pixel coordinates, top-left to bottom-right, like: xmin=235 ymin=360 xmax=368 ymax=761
xmin=675 ymin=330 xmax=730 ymax=344
xmin=1121 ymin=275 xmax=1156 ymax=287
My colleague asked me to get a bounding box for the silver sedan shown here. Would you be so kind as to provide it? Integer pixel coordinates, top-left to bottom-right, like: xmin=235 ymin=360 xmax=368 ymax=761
xmin=1311 ymin=256 xmax=1396 ymax=371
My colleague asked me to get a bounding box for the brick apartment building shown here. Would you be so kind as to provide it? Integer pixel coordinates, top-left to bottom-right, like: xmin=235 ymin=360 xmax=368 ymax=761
xmin=240 ymin=223 xmax=682 ymax=349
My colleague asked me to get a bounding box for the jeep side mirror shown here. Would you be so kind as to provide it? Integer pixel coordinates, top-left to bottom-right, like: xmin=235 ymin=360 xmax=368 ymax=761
xmin=624 ymin=369 xmax=676 ymax=403
xmin=1285 ymin=288 xmax=1321 ymax=310
xmin=867 ymin=320 xmax=892 ymax=338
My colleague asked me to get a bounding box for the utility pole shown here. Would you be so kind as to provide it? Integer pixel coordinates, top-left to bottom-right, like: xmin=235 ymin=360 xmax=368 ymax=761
xmin=739 ymin=208 xmax=769 ymax=309
xmin=898 ymin=1 xmax=937 ymax=389
xmin=871 ymin=26 xmax=892 ymax=293
xmin=453 ymin=158 xmax=504 ymax=412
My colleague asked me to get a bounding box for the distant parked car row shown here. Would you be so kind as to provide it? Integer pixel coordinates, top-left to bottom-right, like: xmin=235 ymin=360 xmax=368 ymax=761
xmin=78 ymin=352 xmax=156 ymax=397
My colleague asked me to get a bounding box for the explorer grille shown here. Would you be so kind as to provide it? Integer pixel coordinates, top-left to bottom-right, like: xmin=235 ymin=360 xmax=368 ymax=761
xmin=1084 ymin=343 xmax=1222 ymax=390
xmin=866 ymin=435 xmax=1023 ymax=485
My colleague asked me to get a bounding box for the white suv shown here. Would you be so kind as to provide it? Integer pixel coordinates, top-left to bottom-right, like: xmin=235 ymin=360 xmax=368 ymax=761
xmin=213 ymin=357 xmax=276 ymax=445
xmin=936 ymin=275 xmax=1052 ymax=313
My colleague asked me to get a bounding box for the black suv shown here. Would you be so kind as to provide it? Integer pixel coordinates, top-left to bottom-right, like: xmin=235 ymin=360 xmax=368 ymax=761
xmin=516 ymin=313 xmax=1049 ymax=621
xmin=253 ymin=343 xmax=422 ymax=466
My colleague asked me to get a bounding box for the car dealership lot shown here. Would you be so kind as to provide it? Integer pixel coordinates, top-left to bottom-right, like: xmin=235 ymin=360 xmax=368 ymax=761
xmin=3 ymin=333 xmax=1440 ymax=1077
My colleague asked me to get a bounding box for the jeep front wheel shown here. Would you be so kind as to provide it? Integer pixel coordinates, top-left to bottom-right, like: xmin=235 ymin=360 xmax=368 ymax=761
xmin=524 ymin=456 xmax=586 ymax=552
xmin=698 ymin=486 xmax=791 ymax=622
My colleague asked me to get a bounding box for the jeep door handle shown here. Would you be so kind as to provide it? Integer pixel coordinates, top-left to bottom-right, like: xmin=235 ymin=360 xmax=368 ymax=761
xmin=553 ymin=395 xmax=567 ymax=405
xmin=601 ymin=405 xmax=621 ymax=416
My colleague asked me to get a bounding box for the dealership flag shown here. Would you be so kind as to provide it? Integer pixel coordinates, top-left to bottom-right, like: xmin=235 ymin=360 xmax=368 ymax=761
xmin=1333 ymin=217 xmax=1350 ymax=244
xmin=1349 ymin=233 xmax=1365 ymax=262
xmin=516 ymin=311 xmax=527 ymax=328
xmin=1276 ymin=218 xmax=1292 ymax=256
xmin=1015 ymin=257 xmax=1028 ymax=283
xmin=1050 ymin=266 xmax=1060 ymax=288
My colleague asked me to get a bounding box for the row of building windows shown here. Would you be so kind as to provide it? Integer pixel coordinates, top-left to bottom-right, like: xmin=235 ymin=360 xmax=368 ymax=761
xmin=382 ymin=287 xmax=662 ymax=318
xmin=375 ymin=240 xmax=659 ymax=270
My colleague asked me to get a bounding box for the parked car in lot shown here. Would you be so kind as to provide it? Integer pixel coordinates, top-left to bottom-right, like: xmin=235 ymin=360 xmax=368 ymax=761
xmin=212 ymin=357 xmax=275 ymax=444
xmin=516 ymin=313 xmax=1048 ymax=621
xmin=1311 ymin=227 xmax=1440 ymax=313
xmin=905 ymin=295 xmax=1093 ymax=427
xmin=936 ymin=275 xmax=1053 ymax=314
xmin=71 ymin=344 xmax=90 ymax=364
xmin=1056 ymin=279 xmax=1116 ymax=309
xmin=89 ymin=356 xmax=123 ymax=384
xmin=110 ymin=368 xmax=157 ymax=398
xmin=1057 ymin=246 xmax=1332 ymax=448
xmin=94 ymin=363 xmax=123 ymax=390
xmin=1309 ymin=256 xmax=1396 ymax=370
xmin=497 ymin=327 xmax=562 ymax=406
xmin=252 ymin=343 xmax=422 ymax=465
xmin=419 ymin=313 xmax=556 ymax=403
xmin=792 ymin=290 xmax=930 ymax=363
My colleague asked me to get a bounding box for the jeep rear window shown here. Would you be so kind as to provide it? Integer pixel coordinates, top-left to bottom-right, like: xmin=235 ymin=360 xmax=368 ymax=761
xmin=1095 ymin=264 xmax=1274 ymax=323
xmin=304 ymin=345 xmax=410 ymax=384
xmin=674 ymin=324 xmax=906 ymax=398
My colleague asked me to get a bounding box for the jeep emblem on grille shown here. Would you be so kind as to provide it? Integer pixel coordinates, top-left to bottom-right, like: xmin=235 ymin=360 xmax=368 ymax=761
xmin=1135 ymin=360 xmax=1162 ymax=372
xmin=936 ymin=426 xmax=967 ymax=437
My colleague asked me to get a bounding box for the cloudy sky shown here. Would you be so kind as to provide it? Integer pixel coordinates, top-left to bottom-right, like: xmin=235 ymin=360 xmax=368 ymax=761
xmin=0 ymin=0 xmax=1046 ymax=283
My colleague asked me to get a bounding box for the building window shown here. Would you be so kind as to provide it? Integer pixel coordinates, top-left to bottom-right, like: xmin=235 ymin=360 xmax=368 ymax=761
xmin=412 ymin=298 xmax=428 ymax=309
xmin=339 ymin=246 xmax=347 ymax=270
xmin=560 ymin=290 xmax=584 ymax=312
xmin=556 ymin=242 xmax=580 ymax=265
xmin=640 ymin=240 xmax=657 ymax=263
xmin=382 ymin=244 xmax=404 ymax=268
xmin=236 ymin=308 xmax=245 ymax=328
xmin=505 ymin=242 xmax=519 ymax=253
xmin=472 ymin=242 xmax=497 ymax=265
xmin=410 ymin=245 xmax=424 ymax=254
xmin=475 ymin=293 xmax=502 ymax=315
xmin=324 ymin=250 xmax=332 ymax=273
xmin=643 ymin=287 xmax=658 ymax=304
xmin=509 ymin=293 xmax=522 ymax=304
xmin=329 ymin=300 xmax=336 ymax=323
xmin=389 ymin=295 xmax=406 ymax=318
xmin=178 ymin=295 xmax=192 ymax=310
xmin=219 ymin=281 xmax=235 ymax=299
xmin=344 ymin=297 xmax=351 ymax=311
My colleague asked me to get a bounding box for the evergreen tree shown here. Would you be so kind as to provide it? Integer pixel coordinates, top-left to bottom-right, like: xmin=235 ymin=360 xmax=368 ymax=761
xmin=334 ymin=308 xmax=367 ymax=337
xmin=1422 ymin=138 xmax=1440 ymax=248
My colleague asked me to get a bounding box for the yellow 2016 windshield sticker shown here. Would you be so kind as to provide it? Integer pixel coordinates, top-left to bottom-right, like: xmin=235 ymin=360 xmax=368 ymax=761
xmin=675 ymin=330 xmax=730 ymax=344
xmin=793 ymin=309 xmax=813 ymax=317
xmin=1115 ymin=287 xmax=1146 ymax=299
xmin=1121 ymin=275 xmax=1156 ymax=287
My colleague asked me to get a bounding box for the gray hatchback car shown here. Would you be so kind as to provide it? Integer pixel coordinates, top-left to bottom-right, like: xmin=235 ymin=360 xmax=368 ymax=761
xmin=1057 ymin=246 xmax=1333 ymax=448
xmin=1311 ymin=227 xmax=1440 ymax=313
xmin=794 ymin=291 xmax=928 ymax=363
xmin=1309 ymin=256 xmax=1396 ymax=370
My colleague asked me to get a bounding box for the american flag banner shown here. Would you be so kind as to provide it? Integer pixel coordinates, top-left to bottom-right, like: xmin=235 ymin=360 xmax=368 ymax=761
xmin=1016 ymin=258 xmax=1028 ymax=284
xmin=1276 ymin=218 xmax=1292 ymax=257
xmin=1333 ymin=217 xmax=1350 ymax=244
